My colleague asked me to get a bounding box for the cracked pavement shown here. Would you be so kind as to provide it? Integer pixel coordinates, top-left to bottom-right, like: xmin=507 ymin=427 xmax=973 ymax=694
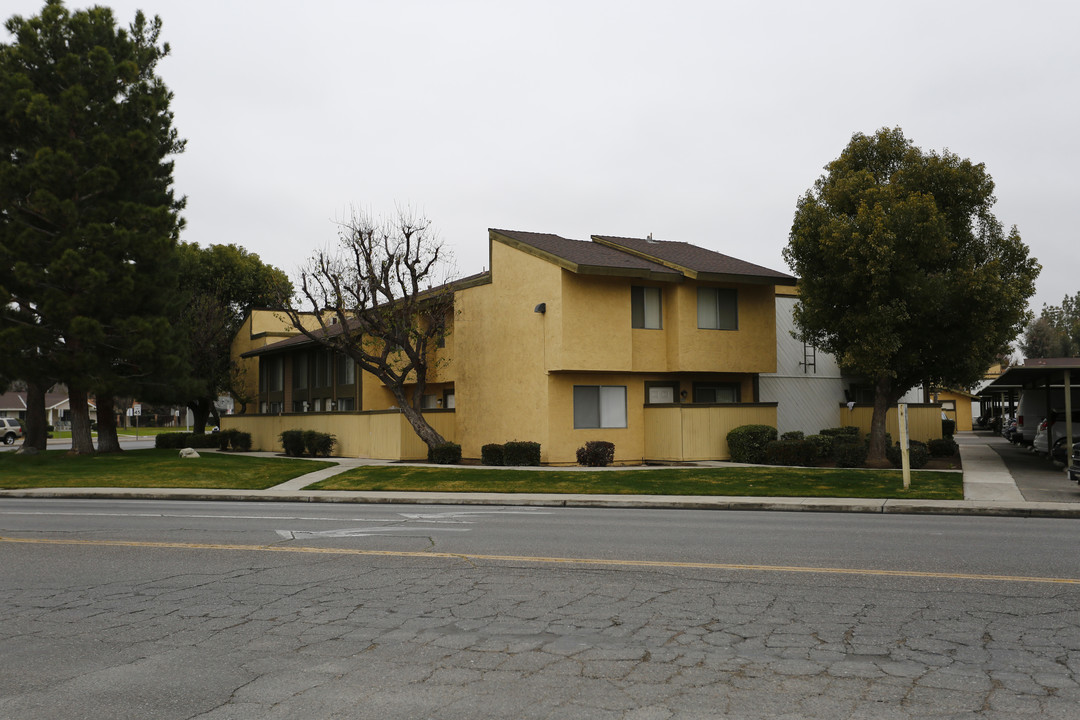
xmin=3 ymin=540 xmax=1079 ymax=719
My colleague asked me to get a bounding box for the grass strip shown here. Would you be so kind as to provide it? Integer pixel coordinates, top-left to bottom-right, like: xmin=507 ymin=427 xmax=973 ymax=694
xmin=310 ymin=465 xmax=963 ymax=499
xmin=0 ymin=449 xmax=334 ymax=490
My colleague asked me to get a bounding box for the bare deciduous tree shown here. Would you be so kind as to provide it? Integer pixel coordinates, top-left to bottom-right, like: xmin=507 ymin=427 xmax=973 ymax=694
xmin=283 ymin=208 xmax=457 ymax=450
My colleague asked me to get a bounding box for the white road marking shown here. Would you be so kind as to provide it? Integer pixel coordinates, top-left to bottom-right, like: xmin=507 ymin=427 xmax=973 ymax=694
xmin=397 ymin=510 xmax=550 ymax=523
xmin=277 ymin=527 xmax=471 ymax=539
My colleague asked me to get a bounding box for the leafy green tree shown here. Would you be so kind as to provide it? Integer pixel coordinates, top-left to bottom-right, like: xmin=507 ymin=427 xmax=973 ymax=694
xmin=0 ymin=1 xmax=186 ymax=453
xmin=177 ymin=242 xmax=292 ymax=432
xmin=785 ymin=128 xmax=1040 ymax=464
xmin=1023 ymin=292 xmax=1080 ymax=359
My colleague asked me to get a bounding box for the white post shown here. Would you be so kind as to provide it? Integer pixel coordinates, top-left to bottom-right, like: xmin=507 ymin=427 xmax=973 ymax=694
xmin=898 ymin=403 xmax=911 ymax=489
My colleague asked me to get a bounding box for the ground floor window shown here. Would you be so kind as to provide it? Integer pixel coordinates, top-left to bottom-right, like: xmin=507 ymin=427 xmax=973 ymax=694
xmin=337 ymin=397 xmax=355 ymax=411
xmin=574 ymin=385 xmax=627 ymax=428
xmin=645 ymin=381 xmax=679 ymax=405
xmin=693 ymin=383 xmax=739 ymax=403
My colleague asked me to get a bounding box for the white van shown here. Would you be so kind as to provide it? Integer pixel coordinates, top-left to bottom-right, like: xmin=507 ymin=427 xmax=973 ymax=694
xmin=1017 ymin=388 xmax=1080 ymax=446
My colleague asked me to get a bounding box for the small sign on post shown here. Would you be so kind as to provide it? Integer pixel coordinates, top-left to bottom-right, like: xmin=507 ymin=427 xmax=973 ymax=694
xmin=898 ymin=403 xmax=911 ymax=489
xmin=132 ymin=404 xmax=142 ymax=440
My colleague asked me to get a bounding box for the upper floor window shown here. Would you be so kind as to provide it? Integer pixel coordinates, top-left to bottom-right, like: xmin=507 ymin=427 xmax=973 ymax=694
xmin=631 ymin=286 xmax=662 ymax=329
xmin=697 ymin=287 xmax=738 ymax=330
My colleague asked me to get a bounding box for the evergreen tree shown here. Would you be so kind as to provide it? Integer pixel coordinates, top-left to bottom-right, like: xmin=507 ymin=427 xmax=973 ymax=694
xmin=0 ymin=1 xmax=186 ymax=453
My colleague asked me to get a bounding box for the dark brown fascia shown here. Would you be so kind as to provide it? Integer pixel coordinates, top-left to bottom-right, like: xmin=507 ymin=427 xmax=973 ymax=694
xmin=696 ymin=272 xmax=798 ymax=287
xmin=490 ymin=230 xmax=683 ymax=283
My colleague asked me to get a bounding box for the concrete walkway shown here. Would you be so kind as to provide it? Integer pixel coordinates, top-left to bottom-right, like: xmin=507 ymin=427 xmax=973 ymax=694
xmin=4 ymin=432 xmax=1079 ymax=518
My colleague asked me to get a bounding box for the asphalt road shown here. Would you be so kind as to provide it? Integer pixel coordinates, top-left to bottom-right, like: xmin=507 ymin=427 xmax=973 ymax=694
xmin=2 ymin=500 xmax=1079 ymax=719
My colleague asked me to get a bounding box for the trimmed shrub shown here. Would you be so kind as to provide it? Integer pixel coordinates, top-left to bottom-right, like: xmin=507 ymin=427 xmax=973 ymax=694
xmin=155 ymin=432 xmax=189 ymax=449
xmin=780 ymin=430 xmax=805 ymax=441
xmin=886 ymin=440 xmax=929 ymax=469
xmin=504 ymin=441 xmax=541 ymax=466
xmin=942 ymin=418 xmax=956 ymax=438
xmin=927 ymin=437 xmax=959 ymax=458
xmin=217 ymin=428 xmax=238 ymax=451
xmin=481 ymin=443 xmax=505 ymax=466
xmin=576 ymin=440 xmax=615 ymax=467
xmin=805 ymin=434 xmax=832 ymax=461
xmin=303 ymin=430 xmax=336 ymax=457
xmin=428 ymin=442 xmax=462 ymax=465
xmin=764 ymin=439 xmax=818 ymax=466
xmin=726 ymin=425 xmax=779 ymax=464
xmin=833 ymin=440 xmax=868 ymax=468
xmin=820 ymin=426 xmax=860 ymax=439
xmin=231 ymin=432 xmax=252 ymax=452
xmin=279 ymin=430 xmax=306 ymax=457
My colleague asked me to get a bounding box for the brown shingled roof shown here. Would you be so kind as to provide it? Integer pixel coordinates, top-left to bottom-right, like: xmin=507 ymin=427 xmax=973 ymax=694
xmin=490 ymin=229 xmax=683 ymax=280
xmin=592 ymin=235 xmax=796 ymax=284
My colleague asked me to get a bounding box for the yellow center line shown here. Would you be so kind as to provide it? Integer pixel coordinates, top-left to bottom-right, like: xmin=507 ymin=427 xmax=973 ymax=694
xmin=2 ymin=535 xmax=1077 ymax=585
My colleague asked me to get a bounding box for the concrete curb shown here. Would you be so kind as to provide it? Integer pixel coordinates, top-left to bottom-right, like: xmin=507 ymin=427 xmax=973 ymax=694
xmin=4 ymin=487 xmax=1080 ymax=518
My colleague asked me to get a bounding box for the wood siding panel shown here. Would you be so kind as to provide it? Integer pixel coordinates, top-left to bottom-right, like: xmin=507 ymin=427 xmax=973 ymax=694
xmin=840 ymin=405 xmax=942 ymax=443
xmin=643 ymin=405 xmax=778 ymax=461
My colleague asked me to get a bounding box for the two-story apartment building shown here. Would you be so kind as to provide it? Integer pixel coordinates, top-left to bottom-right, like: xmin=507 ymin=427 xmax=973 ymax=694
xmin=227 ymin=229 xmax=798 ymax=463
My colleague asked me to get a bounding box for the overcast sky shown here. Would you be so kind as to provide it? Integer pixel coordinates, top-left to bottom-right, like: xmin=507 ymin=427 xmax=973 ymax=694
xmin=7 ymin=0 xmax=1079 ymax=317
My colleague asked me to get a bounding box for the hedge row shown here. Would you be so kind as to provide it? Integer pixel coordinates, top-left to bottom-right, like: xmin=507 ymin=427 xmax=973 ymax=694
xmin=280 ymin=430 xmax=336 ymax=457
xmin=576 ymin=440 xmax=615 ymax=467
xmin=481 ymin=441 xmax=541 ymax=466
xmin=155 ymin=432 xmax=220 ymax=449
xmin=428 ymin=442 xmax=462 ymax=464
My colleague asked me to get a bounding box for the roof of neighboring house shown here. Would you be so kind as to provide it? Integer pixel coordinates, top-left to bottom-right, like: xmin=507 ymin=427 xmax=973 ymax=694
xmin=592 ymin=234 xmax=797 ymax=284
xmin=0 ymin=391 xmax=86 ymax=411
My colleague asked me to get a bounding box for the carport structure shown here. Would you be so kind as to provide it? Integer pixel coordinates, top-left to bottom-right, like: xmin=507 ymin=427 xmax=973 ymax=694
xmin=982 ymin=358 xmax=1079 ymax=454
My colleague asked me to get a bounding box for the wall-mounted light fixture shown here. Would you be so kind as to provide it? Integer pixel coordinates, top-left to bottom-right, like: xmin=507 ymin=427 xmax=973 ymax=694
xmin=680 ymin=390 xmax=688 ymax=400
xmin=534 ymin=303 xmax=546 ymax=314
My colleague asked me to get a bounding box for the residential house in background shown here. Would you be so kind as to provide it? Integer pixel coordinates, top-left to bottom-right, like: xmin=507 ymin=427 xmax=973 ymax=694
xmin=225 ymin=229 xmax=798 ymax=463
xmin=0 ymin=390 xmax=96 ymax=429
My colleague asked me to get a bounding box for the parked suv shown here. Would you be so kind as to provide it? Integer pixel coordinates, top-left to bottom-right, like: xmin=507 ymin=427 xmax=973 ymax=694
xmin=1 ymin=417 xmax=24 ymax=445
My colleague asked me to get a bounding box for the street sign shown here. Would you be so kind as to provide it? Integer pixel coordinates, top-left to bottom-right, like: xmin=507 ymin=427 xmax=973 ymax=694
xmin=133 ymin=404 xmax=142 ymax=417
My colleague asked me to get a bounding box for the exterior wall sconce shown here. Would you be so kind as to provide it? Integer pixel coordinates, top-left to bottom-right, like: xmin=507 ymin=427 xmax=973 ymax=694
xmin=680 ymin=390 xmax=688 ymax=400
xmin=534 ymin=303 xmax=546 ymax=314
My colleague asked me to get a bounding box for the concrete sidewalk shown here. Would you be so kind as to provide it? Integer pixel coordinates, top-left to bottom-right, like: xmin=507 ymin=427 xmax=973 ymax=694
xmin=3 ymin=432 xmax=1078 ymax=518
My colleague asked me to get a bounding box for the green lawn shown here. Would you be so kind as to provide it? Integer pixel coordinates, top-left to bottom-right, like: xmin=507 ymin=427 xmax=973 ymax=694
xmin=310 ymin=465 xmax=964 ymax=500
xmin=51 ymin=427 xmax=186 ymax=439
xmin=0 ymin=449 xmax=334 ymax=490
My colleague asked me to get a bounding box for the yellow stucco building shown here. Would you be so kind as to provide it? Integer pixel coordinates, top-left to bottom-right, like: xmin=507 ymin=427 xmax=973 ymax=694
xmin=225 ymin=229 xmax=797 ymax=463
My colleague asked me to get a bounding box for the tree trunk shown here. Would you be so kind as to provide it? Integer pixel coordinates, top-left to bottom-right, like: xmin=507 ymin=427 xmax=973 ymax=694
xmin=21 ymin=380 xmax=49 ymax=452
xmin=188 ymin=399 xmax=211 ymax=434
xmin=867 ymin=376 xmax=893 ymax=467
xmin=68 ymin=386 xmax=95 ymax=455
xmin=391 ymin=387 xmax=447 ymax=449
xmin=95 ymin=395 xmax=122 ymax=453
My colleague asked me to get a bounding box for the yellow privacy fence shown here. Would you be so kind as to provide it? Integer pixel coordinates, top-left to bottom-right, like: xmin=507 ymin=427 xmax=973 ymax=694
xmin=836 ymin=404 xmax=943 ymax=443
xmin=222 ymin=410 xmax=456 ymax=460
xmin=644 ymin=404 xmax=779 ymax=461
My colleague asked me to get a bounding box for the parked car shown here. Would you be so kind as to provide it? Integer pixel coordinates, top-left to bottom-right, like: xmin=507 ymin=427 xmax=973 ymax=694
xmin=1068 ymin=442 xmax=1080 ymax=483
xmin=1032 ymin=418 xmax=1050 ymax=455
xmin=1002 ymin=417 xmax=1019 ymax=443
xmin=1052 ymin=434 xmax=1080 ymax=464
xmin=1037 ymin=409 xmax=1080 ymax=459
xmin=1 ymin=417 xmax=24 ymax=445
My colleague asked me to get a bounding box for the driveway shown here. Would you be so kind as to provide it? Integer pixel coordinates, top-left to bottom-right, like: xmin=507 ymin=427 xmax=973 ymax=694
xmin=980 ymin=431 xmax=1080 ymax=503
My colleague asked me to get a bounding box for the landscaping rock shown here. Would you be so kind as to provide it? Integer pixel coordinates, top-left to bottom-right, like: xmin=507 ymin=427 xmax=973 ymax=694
xmin=179 ymin=448 xmax=200 ymax=459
